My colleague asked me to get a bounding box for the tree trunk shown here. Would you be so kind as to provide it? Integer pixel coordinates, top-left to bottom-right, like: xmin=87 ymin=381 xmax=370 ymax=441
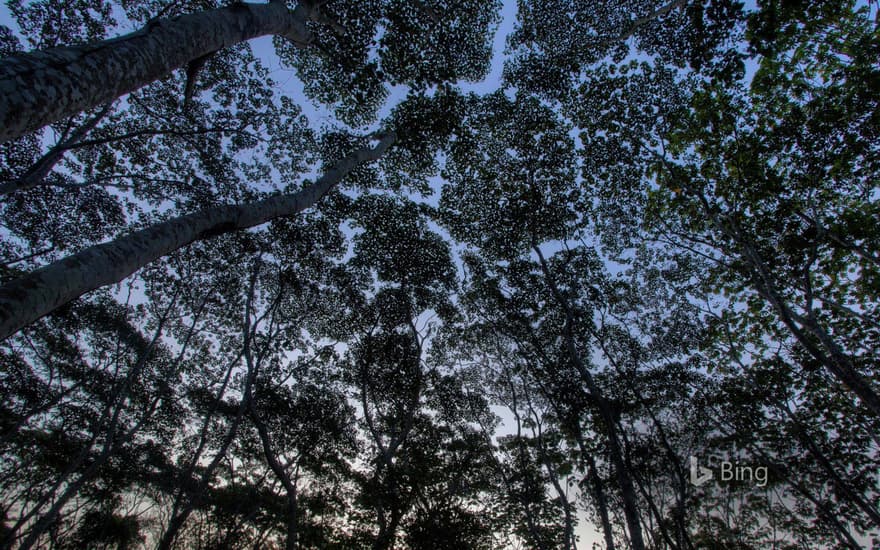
xmin=0 ymin=0 xmax=312 ymax=144
xmin=719 ymin=208 xmax=880 ymax=418
xmin=5 ymin=295 xmax=177 ymax=550
xmin=0 ymin=133 xmax=395 ymax=342
xmin=702 ymin=398 xmax=862 ymax=549
xmin=529 ymin=408 xmax=577 ymax=550
xmin=157 ymin=264 xmax=265 ymax=550
xmin=249 ymin=380 xmax=299 ymax=549
xmin=532 ymin=243 xmax=647 ymax=550
xmin=517 ymin=340 xmax=618 ymax=550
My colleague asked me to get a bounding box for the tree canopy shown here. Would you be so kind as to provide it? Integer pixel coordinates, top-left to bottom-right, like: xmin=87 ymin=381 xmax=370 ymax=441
xmin=1 ymin=0 xmax=879 ymax=548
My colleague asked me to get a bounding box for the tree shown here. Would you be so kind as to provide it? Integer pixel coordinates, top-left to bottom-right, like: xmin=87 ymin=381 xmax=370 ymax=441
xmin=438 ymin=91 xmax=653 ymax=548
xmin=0 ymin=0 xmax=501 ymax=142
xmin=0 ymin=0 xmax=498 ymax=341
xmin=0 ymin=131 xmax=394 ymax=342
xmin=1 ymin=291 xmax=185 ymax=549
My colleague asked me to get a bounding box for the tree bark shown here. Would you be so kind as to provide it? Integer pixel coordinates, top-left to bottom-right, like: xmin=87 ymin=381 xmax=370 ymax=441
xmin=0 ymin=133 xmax=395 ymax=342
xmin=0 ymin=0 xmax=313 ymax=144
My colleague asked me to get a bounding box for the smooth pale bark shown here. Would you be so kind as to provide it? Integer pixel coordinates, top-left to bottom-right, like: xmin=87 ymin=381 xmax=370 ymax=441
xmin=618 ymin=0 xmax=687 ymax=41
xmin=0 ymin=0 xmax=313 ymax=144
xmin=588 ymin=322 xmax=694 ymax=550
xmin=720 ymin=327 xmax=880 ymax=529
xmin=0 ymin=133 xmax=396 ymax=342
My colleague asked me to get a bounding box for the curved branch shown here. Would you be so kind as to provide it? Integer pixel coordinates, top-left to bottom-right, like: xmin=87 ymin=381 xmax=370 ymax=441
xmin=0 ymin=1 xmax=313 ymax=143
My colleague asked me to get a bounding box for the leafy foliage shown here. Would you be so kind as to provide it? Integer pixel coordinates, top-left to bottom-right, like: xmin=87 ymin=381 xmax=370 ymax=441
xmin=1 ymin=0 xmax=879 ymax=548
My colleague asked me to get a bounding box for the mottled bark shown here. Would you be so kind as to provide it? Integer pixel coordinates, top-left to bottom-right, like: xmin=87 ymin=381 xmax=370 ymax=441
xmin=0 ymin=133 xmax=395 ymax=341
xmin=0 ymin=0 xmax=313 ymax=144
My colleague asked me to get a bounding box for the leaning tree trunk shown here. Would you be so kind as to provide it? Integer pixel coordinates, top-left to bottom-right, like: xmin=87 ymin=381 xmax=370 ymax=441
xmin=0 ymin=0 xmax=313 ymax=144
xmin=0 ymin=133 xmax=396 ymax=342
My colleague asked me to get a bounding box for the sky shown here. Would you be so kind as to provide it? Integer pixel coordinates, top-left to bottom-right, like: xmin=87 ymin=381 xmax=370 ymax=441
xmin=235 ymin=0 xmax=519 ymax=133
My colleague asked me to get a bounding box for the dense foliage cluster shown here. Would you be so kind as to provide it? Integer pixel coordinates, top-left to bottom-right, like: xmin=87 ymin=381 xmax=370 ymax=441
xmin=0 ymin=0 xmax=878 ymax=548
